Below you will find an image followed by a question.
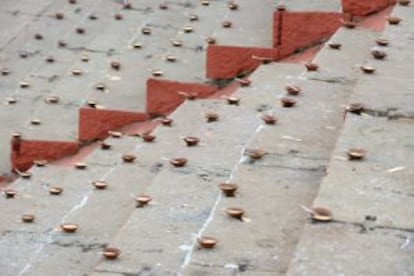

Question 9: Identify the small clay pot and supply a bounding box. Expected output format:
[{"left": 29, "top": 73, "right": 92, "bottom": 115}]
[
  {"left": 222, "top": 21, "right": 232, "bottom": 28},
  {"left": 398, "top": 0, "right": 411, "bottom": 6},
  {"left": 4, "top": 189, "right": 17, "bottom": 198},
  {"left": 245, "top": 149, "right": 266, "bottom": 160},
  {"left": 55, "top": 12, "right": 64, "bottom": 20},
  {"left": 61, "top": 223, "right": 78, "bottom": 233},
  {"left": 45, "top": 95, "right": 59, "bottom": 104},
  {"left": 110, "top": 61, "right": 121, "bottom": 70},
  {"left": 310, "top": 206, "right": 332, "bottom": 222},
  {"left": 236, "top": 78, "right": 251, "bottom": 87},
  {"left": 226, "top": 207, "right": 245, "bottom": 220},
  {"left": 34, "top": 33, "right": 43, "bottom": 40},
  {"left": 100, "top": 142, "right": 112, "bottom": 150},
  {"left": 346, "top": 148, "right": 367, "bottom": 160},
  {"left": 122, "top": 154, "right": 136, "bottom": 163},
  {"left": 226, "top": 97, "right": 240, "bottom": 105},
  {"left": 135, "top": 195, "right": 152, "bottom": 207},
  {"left": 20, "top": 171, "right": 32, "bottom": 179},
  {"left": 165, "top": 55, "right": 176, "bottom": 62},
  {"left": 305, "top": 62, "right": 319, "bottom": 71},
  {"left": 183, "top": 26, "right": 193, "bottom": 33},
  {"left": 6, "top": 97, "right": 17, "bottom": 104},
  {"left": 19, "top": 51, "right": 29, "bottom": 58},
  {"left": 159, "top": 3, "right": 168, "bottom": 9},
  {"left": 371, "top": 49, "right": 387, "bottom": 60},
  {"left": 179, "top": 91, "right": 197, "bottom": 100},
  {"left": 205, "top": 37, "right": 216, "bottom": 44},
  {"left": 171, "top": 40, "right": 183, "bottom": 47},
  {"left": 261, "top": 114, "right": 277, "bottom": 125},
  {"left": 328, "top": 42, "right": 342, "bottom": 49},
  {"left": 1, "top": 68, "right": 10, "bottom": 75},
  {"left": 44, "top": 56, "right": 54, "bottom": 63},
  {"left": 20, "top": 81, "right": 30, "bottom": 88},
  {"left": 170, "top": 158, "right": 187, "bottom": 167},
  {"left": 108, "top": 131, "right": 122, "bottom": 138},
  {"left": 68, "top": 0, "right": 77, "bottom": 4},
  {"left": 95, "top": 83, "right": 106, "bottom": 90},
  {"left": 88, "top": 14, "right": 98, "bottom": 20},
  {"left": 33, "top": 160, "right": 47, "bottom": 167},
  {"left": 360, "top": 65, "right": 376, "bottom": 74},
  {"left": 30, "top": 119, "right": 41, "bottom": 125},
  {"left": 132, "top": 43, "right": 143, "bottom": 49},
  {"left": 285, "top": 85, "right": 301, "bottom": 95},
  {"left": 205, "top": 112, "right": 219, "bottom": 122},
  {"left": 161, "top": 118, "right": 173, "bottom": 126},
  {"left": 75, "top": 27, "right": 85, "bottom": 34},
  {"left": 228, "top": 2, "right": 238, "bottom": 10},
  {"left": 71, "top": 69, "right": 82, "bottom": 76},
  {"left": 142, "top": 134, "right": 156, "bottom": 143},
  {"left": 49, "top": 187, "right": 63, "bottom": 195},
  {"left": 81, "top": 55, "right": 89, "bottom": 62},
  {"left": 93, "top": 181, "right": 108, "bottom": 189},
  {"left": 142, "top": 27, "right": 152, "bottom": 35},
  {"left": 103, "top": 248, "right": 121, "bottom": 260},
  {"left": 276, "top": 4, "right": 287, "bottom": 11},
  {"left": 387, "top": 16, "right": 402, "bottom": 25},
  {"left": 375, "top": 38, "right": 389, "bottom": 47},
  {"left": 87, "top": 99, "right": 97, "bottom": 108},
  {"left": 183, "top": 136, "right": 200, "bottom": 146},
  {"left": 22, "top": 214, "right": 35, "bottom": 223},
  {"left": 346, "top": 103, "right": 365, "bottom": 114},
  {"left": 74, "top": 162, "right": 87, "bottom": 169},
  {"left": 114, "top": 13, "right": 123, "bottom": 20},
  {"left": 197, "top": 236, "right": 218, "bottom": 249},
  {"left": 280, "top": 97, "right": 296, "bottom": 108},
  {"left": 58, "top": 40, "right": 67, "bottom": 47},
  {"left": 123, "top": 2, "right": 132, "bottom": 9},
  {"left": 152, "top": 69, "right": 163, "bottom": 77},
  {"left": 189, "top": 14, "right": 199, "bottom": 21},
  {"left": 342, "top": 20, "right": 357, "bottom": 29},
  {"left": 201, "top": 0, "right": 210, "bottom": 6},
  {"left": 219, "top": 183, "right": 238, "bottom": 197}
]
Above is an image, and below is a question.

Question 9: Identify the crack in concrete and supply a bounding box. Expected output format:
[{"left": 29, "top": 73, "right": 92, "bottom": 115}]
[
  {"left": 329, "top": 219, "right": 414, "bottom": 234},
  {"left": 362, "top": 108, "right": 414, "bottom": 120},
  {"left": 190, "top": 261, "right": 278, "bottom": 273},
  {"left": 49, "top": 240, "right": 107, "bottom": 252},
  {"left": 254, "top": 163, "right": 327, "bottom": 172},
  {"left": 307, "top": 76, "right": 354, "bottom": 85}
]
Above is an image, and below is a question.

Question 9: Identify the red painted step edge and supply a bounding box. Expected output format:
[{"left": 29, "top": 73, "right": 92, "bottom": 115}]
[{"left": 342, "top": 0, "right": 396, "bottom": 16}]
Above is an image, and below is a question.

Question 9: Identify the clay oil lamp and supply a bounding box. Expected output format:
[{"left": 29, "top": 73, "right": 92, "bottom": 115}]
[
  {"left": 19, "top": 171, "right": 32, "bottom": 179},
  {"left": 165, "top": 55, "right": 176, "bottom": 62},
  {"left": 88, "top": 14, "right": 98, "bottom": 20},
  {"left": 346, "top": 102, "right": 365, "bottom": 114},
  {"left": 110, "top": 61, "right": 121, "bottom": 70},
  {"left": 285, "top": 84, "right": 301, "bottom": 95},
  {"left": 21, "top": 214, "right": 35, "bottom": 223},
  {"left": 371, "top": 49, "right": 387, "bottom": 60},
  {"left": 33, "top": 160, "right": 47, "bottom": 167},
  {"left": 205, "top": 112, "right": 219, "bottom": 122},
  {"left": 189, "top": 14, "right": 199, "bottom": 21},
  {"left": 346, "top": 148, "right": 367, "bottom": 160},
  {"left": 49, "top": 187, "right": 63, "bottom": 195},
  {"left": 30, "top": 118, "right": 42, "bottom": 125},
  {"left": 183, "top": 26, "right": 194, "bottom": 33},
  {"left": 201, "top": 0, "right": 210, "bottom": 6},
  {"left": 60, "top": 223, "right": 78, "bottom": 233},
  {"left": 360, "top": 65, "right": 376, "bottom": 74},
  {"left": 280, "top": 97, "right": 296, "bottom": 108},
  {"left": 74, "top": 162, "right": 87, "bottom": 169},
  {"left": 19, "top": 81, "right": 30, "bottom": 88},
  {"left": 4, "top": 189, "right": 17, "bottom": 199},
  {"left": 87, "top": 99, "right": 97, "bottom": 108},
  {"left": 103, "top": 248, "right": 121, "bottom": 260},
  {"left": 328, "top": 42, "right": 342, "bottom": 50},
  {"left": 228, "top": 2, "right": 238, "bottom": 10},
  {"left": 68, "top": 0, "right": 77, "bottom": 4},
  {"left": 100, "top": 141, "right": 112, "bottom": 150},
  {"left": 226, "top": 207, "right": 245, "bottom": 220},
  {"left": 123, "top": 2, "right": 132, "bottom": 9},
  {"left": 132, "top": 42, "right": 143, "bottom": 49},
  {"left": 245, "top": 148, "right": 266, "bottom": 160},
  {"left": 6, "top": 97, "right": 17, "bottom": 104},
  {"left": 152, "top": 69, "right": 163, "bottom": 77},
  {"left": 342, "top": 20, "right": 357, "bottom": 29},
  {"left": 12, "top": 132, "right": 21, "bottom": 138},
  {"left": 71, "top": 69, "right": 82, "bottom": 76},
  {"left": 398, "top": 0, "right": 411, "bottom": 6},
  {"left": 55, "top": 12, "right": 64, "bottom": 20},
  {"left": 44, "top": 95, "right": 59, "bottom": 104},
  {"left": 1, "top": 68, "right": 11, "bottom": 75},
  {"left": 161, "top": 117, "right": 173, "bottom": 126},
  {"left": 170, "top": 158, "right": 187, "bottom": 167},
  {"left": 219, "top": 183, "right": 238, "bottom": 197},
  {"left": 309, "top": 206, "right": 332, "bottom": 222},
  {"left": 171, "top": 39, "right": 183, "bottom": 47},
  {"left": 139, "top": 133, "right": 155, "bottom": 143},
  {"left": 95, "top": 83, "right": 106, "bottom": 90},
  {"left": 93, "top": 181, "right": 108, "bottom": 190},
  {"left": 19, "top": 51, "right": 28, "bottom": 58},
  {"left": 226, "top": 96, "right": 240, "bottom": 105},
  {"left": 305, "top": 62, "right": 319, "bottom": 71},
  {"left": 197, "top": 236, "right": 218, "bottom": 249},
  {"left": 252, "top": 55, "right": 272, "bottom": 64},
  {"left": 34, "top": 33, "right": 43, "bottom": 40},
  {"left": 58, "top": 40, "right": 67, "bottom": 47},
  {"left": 375, "top": 38, "right": 389, "bottom": 47},
  {"left": 159, "top": 3, "right": 168, "bottom": 10},
  {"left": 122, "top": 154, "right": 136, "bottom": 163},
  {"left": 222, "top": 21, "right": 232, "bottom": 28},
  {"left": 276, "top": 3, "right": 287, "bottom": 11},
  {"left": 183, "top": 136, "right": 200, "bottom": 147},
  {"left": 79, "top": 54, "right": 89, "bottom": 62},
  {"left": 205, "top": 37, "right": 216, "bottom": 44},
  {"left": 142, "top": 27, "right": 152, "bottom": 35},
  {"left": 235, "top": 77, "right": 251, "bottom": 87},
  {"left": 178, "top": 91, "right": 197, "bottom": 100},
  {"left": 387, "top": 16, "right": 402, "bottom": 25},
  {"left": 135, "top": 195, "right": 152, "bottom": 208},
  {"left": 75, "top": 27, "right": 85, "bottom": 34},
  {"left": 108, "top": 130, "right": 122, "bottom": 138},
  {"left": 114, "top": 13, "right": 123, "bottom": 20},
  {"left": 261, "top": 114, "right": 277, "bottom": 125}
]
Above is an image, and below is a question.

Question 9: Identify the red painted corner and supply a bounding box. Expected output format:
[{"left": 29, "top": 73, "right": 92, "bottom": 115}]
[
  {"left": 11, "top": 139, "right": 79, "bottom": 171},
  {"left": 206, "top": 45, "right": 278, "bottom": 79},
  {"left": 146, "top": 78, "right": 218, "bottom": 116},
  {"left": 274, "top": 11, "right": 342, "bottom": 59},
  {"left": 342, "top": 0, "right": 396, "bottom": 16},
  {"left": 79, "top": 108, "right": 150, "bottom": 141}
]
